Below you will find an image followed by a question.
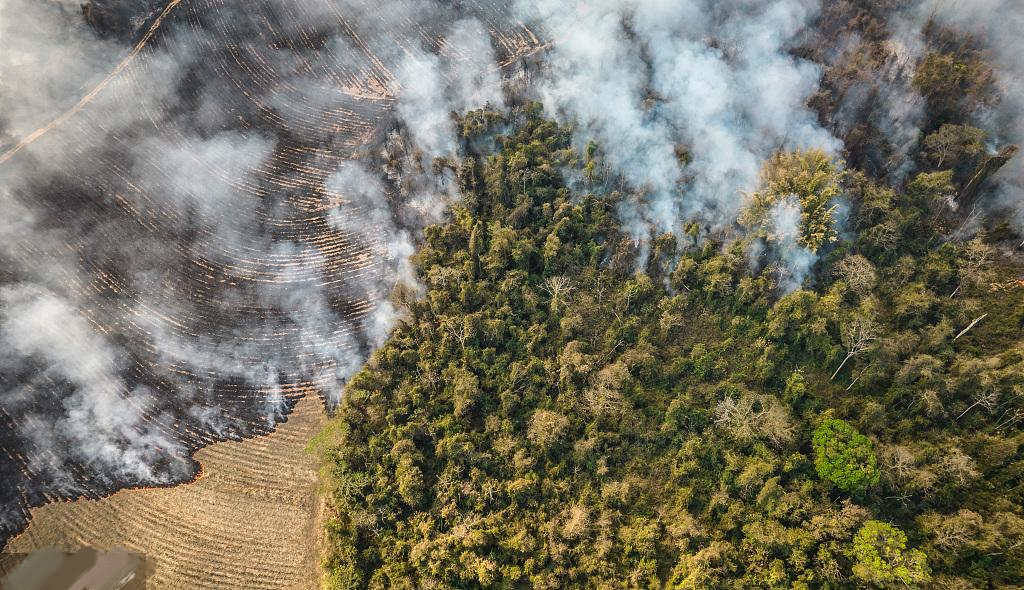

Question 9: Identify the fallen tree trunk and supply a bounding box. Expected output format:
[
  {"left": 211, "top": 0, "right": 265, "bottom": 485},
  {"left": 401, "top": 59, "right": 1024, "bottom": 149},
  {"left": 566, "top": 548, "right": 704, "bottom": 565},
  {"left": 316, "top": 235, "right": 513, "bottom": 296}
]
[
  {"left": 954, "top": 313, "right": 988, "bottom": 341},
  {"left": 956, "top": 145, "right": 1019, "bottom": 207}
]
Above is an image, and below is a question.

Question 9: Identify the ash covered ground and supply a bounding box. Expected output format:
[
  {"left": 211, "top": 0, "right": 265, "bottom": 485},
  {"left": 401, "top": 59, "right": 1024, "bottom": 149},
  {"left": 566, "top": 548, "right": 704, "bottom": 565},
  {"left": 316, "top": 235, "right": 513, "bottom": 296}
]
[{"left": 0, "top": 0, "right": 539, "bottom": 547}]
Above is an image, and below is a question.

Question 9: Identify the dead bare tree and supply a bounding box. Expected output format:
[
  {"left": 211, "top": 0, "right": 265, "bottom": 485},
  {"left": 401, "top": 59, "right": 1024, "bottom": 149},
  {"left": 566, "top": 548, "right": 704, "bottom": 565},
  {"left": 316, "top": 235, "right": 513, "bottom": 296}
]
[
  {"left": 583, "top": 362, "right": 629, "bottom": 417},
  {"left": 831, "top": 317, "right": 878, "bottom": 381},
  {"left": 834, "top": 254, "right": 878, "bottom": 297},
  {"left": 443, "top": 318, "right": 470, "bottom": 351},
  {"left": 956, "top": 388, "right": 1000, "bottom": 421},
  {"left": 882, "top": 445, "right": 919, "bottom": 486},
  {"left": 939, "top": 448, "right": 980, "bottom": 486},
  {"left": 951, "top": 238, "right": 993, "bottom": 298},
  {"left": 929, "top": 509, "right": 982, "bottom": 551},
  {"left": 713, "top": 393, "right": 795, "bottom": 448},
  {"left": 541, "top": 275, "right": 574, "bottom": 313}
]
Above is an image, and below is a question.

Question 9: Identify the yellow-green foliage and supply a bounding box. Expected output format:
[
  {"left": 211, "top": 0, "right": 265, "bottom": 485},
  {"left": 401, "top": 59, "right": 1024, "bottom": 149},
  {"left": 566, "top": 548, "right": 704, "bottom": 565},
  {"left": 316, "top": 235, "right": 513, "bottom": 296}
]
[
  {"left": 850, "top": 521, "right": 930, "bottom": 589},
  {"left": 742, "top": 149, "right": 843, "bottom": 252},
  {"left": 315, "top": 107, "right": 1024, "bottom": 590}
]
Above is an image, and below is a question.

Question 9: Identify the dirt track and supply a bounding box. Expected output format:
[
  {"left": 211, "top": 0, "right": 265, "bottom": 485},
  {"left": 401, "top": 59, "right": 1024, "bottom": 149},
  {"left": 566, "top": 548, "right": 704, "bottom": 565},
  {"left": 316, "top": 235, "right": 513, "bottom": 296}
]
[{"left": 4, "top": 395, "right": 327, "bottom": 589}]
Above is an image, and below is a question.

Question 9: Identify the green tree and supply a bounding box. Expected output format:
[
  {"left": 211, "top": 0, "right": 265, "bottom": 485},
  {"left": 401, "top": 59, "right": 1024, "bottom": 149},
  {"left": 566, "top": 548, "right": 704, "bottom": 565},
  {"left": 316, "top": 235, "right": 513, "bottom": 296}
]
[
  {"left": 922, "top": 124, "right": 986, "bottom": 169},
  {"left": 812, "top": 417, "right": 879, "bottom": 494},
  {"left": 395, "top": 457, "right": 425, "bottom": 507},
  {"left": 850, "top": 520, "right": 930, "bottom": 589},
  {"left": 913, "top": 52, "right": 994, "bottom": 124},
  {"left": 315, "top": 104, "right": 1024, "bottom": 589}
]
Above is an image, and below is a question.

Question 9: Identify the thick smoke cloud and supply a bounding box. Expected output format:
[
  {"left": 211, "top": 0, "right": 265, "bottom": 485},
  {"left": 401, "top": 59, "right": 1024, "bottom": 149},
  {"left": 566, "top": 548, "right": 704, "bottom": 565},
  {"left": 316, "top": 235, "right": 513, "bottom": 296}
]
[
  {"left": 0, "top": 0, "right": 120, "bottom": 136},
  {"left": 516, "top": 0, "right": 840, "bottom": 236},
  {"left": 815, "top": 20, "right": 926, "bottom": 181},
  {"left": 0, "top": 284, "right": 191, "bottom": 488},
  {"left": 394, "top": 18, "right": 506, "bottom": 160},
  {"left": 396, "top": 52, "right": 458, "bottom": 158},
  {"left": 0, "top": 2, "right": 206, "bottom": 519}
]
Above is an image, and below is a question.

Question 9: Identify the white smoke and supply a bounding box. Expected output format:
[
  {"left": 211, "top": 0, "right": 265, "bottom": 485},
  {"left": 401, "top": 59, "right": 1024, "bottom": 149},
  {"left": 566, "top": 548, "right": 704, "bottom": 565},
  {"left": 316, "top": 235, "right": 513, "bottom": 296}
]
[
  {"left": 0, "top": 0, "right": 121, "bottom": 137},
  {"left": 22, "top": 0, "right": 1024, "bottom": 547},
  {"left": 767, "top": 195, "right": 817, "bottom": 293},
  {"left": 447, "top": 19, "right": 507, "bottom": 113},
  {"left": 394, "top": 18, "right": 506, "bottom": 160},
  {"left": 516, "top": 0, "right": 840, "bottom": 237},
  {"left": 396, "top": 51, "right": 457, "bottom": 159},
  {"left": 129, "top": 130, "right": 277, "bottom": 254},
  {"left": 0, "top": 285, "right": 190, "bottom": 488},
  {"left": 0, "top": 0, "right": 439, "bottom": 531},
  {"left": 0, "top": 1, "right": 847, "bottom": 522}
]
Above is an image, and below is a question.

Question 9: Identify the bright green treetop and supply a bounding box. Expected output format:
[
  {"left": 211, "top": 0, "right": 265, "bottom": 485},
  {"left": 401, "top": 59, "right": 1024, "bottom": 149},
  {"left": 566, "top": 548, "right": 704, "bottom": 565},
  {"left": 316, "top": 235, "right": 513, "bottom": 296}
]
[
  {"left": 742, "top": 149, "right": 843, "bottom": 252},
  {"left": 812, "top": 417, "right": 879, "bottom": 494}
]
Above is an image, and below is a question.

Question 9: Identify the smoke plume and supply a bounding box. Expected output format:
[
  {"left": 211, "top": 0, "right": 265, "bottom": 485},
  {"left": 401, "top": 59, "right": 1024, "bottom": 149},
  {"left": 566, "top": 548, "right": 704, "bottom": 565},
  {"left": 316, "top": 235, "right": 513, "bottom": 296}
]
[
  {"left": 516, "top": 0, "right": 840, "bottom": 236},
  {"left": 927, "top": 0, "right": 1024, "bottom": 234},
  {"left": 0, "top": 0, "right": 514, "bottom": 545}
]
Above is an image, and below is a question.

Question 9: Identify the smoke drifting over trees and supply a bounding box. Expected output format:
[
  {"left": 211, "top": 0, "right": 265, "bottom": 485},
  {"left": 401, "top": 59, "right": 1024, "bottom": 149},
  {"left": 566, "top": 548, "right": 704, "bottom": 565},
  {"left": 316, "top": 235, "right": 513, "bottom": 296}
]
[
  {"left": 0, "top": 0, "right": 1022, "bottom": 552},
  {"left": 926, "top": 0, "right": 1024, "bottom": 231},
  {"left": 518, "top": 0, "right": 840, "bottom": 235}
]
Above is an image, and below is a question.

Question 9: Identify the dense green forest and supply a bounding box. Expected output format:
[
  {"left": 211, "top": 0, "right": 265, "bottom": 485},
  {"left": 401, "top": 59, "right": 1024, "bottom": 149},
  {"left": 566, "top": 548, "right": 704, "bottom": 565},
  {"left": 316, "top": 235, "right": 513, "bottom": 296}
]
[{"left": 310, "top": 99, "right": 1024, "bottom": 589}]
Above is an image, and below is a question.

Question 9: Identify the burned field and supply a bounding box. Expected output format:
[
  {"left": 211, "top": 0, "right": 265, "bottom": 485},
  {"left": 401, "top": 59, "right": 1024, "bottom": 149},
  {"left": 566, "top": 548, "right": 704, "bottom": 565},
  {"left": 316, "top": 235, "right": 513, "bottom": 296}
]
[
  {"left": 0, "top": 0, "right": 540, "bottom": 549},
  {"left": 5, "top": 394, "right": 327, "bottom": 589}
]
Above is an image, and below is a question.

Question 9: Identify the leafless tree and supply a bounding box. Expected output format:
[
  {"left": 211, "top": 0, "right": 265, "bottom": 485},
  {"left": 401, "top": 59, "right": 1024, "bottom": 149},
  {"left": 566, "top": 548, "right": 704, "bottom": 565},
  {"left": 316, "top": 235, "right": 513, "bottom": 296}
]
[
  {"left": 583, "top": 362, "right": 629, "bottom": 417},
  {"left": 541, "top": 275, "right": 574, "bottom": 313},
  {"left": 915, "top": 388, "right": 946, "bottom": 417},
  {"left": 923, "top": 124, "right": 985, "bottom": 168},
  {"left": 939, "top": 447, "right": 980, "bottom": 486},
  {"left": 831, "top": 316, "right": 878, "bottom": 381},
  {"left": 954, "top": 313, "right": 988, "bottom": 340},
  {"left": 443, "top": 317, "right": 470, "bottom": 351},
  {"left": 929, "top": 509, "right": 982, "bottom": 551},
  {"left": 955, "top": 387, "right": 1000, "bottom": 421},
  {"left": 995, "top": 389, "right": 1024, "bottom": 431},
  {"left": 951, "top": 238, "right": 993, "bottom": 298},
  {"left": 882, "top": 445, "right": 918, "bottom": 486},
  {"left": 427, "top": 266, "right": 462, "bottom": 289},
  {"left": 834, "top": 254, "right": 878, "bottom": 297},
  {"left": 713, "top": 393, "right": 795, "bottom": 448}
]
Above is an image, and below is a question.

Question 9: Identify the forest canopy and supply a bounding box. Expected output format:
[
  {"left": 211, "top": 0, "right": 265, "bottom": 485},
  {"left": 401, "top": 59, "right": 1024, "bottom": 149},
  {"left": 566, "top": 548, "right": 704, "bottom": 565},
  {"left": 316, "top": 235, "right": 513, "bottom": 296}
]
[
  {"left": 311, "top": 100, "right": 1024, "bottom": 589},
  {"left": 310, "top": 4, "right": 1024, "bottom": 589}
]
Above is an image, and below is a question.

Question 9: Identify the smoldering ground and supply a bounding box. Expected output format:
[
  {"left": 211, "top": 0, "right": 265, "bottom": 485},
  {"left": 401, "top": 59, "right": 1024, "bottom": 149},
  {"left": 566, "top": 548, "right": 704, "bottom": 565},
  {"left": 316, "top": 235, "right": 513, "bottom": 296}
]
[{"left": 0, "top": 0, "right": 514, "bottom": 545}]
